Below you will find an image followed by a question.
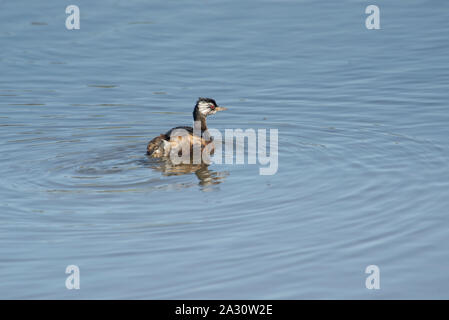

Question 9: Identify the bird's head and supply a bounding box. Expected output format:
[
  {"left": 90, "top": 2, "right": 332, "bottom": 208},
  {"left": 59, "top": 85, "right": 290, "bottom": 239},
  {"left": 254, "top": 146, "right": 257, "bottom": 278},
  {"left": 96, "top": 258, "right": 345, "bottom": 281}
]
[{"left": 194, "top": 97, "right": 227, "bottom": 118}]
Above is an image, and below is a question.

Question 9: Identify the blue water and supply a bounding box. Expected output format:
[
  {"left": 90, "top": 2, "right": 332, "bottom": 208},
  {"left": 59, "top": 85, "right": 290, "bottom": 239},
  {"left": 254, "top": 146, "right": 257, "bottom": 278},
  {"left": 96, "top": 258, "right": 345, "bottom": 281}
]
[{"left": 1, "top": 0, "right": 449, "bottom": 299}]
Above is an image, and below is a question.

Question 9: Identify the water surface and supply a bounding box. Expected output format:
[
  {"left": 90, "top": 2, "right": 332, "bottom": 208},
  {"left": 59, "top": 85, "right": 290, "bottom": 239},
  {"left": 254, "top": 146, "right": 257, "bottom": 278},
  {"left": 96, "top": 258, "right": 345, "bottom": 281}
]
[{"left": 1, "top": 0, "right": 449, "bottom": 299}]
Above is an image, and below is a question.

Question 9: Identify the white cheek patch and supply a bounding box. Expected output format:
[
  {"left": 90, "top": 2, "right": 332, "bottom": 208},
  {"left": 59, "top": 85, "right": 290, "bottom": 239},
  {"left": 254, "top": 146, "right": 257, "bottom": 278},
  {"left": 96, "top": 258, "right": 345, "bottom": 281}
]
[{"left": 198, "top": 102, "right": 211, "bottom": 115}]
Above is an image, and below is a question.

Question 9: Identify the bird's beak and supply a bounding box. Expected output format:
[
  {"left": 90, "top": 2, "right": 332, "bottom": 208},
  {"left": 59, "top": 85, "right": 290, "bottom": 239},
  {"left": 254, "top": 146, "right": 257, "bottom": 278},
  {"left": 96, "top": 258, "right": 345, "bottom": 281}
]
[{"left": 215, "top": 106, "right": 227, "bottom": 112}]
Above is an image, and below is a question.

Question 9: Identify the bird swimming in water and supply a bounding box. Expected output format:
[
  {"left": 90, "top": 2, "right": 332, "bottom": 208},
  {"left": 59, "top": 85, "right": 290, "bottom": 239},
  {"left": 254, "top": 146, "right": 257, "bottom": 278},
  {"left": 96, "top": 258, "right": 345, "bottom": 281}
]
[{"left": 147, "top": 97, "right": 227, "bottom": 159}]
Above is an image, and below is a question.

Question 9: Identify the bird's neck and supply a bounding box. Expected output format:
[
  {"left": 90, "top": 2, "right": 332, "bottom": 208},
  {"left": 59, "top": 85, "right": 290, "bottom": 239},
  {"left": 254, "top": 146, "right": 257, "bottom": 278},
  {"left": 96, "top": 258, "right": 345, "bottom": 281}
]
[{"left": 193, "top": 109, "right": 208, "bottom": 131}]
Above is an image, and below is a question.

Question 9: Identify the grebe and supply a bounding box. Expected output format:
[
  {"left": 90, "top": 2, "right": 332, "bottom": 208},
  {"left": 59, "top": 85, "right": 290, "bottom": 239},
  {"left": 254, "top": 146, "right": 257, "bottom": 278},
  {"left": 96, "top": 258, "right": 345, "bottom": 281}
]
[{"left": 147, "top": 97, "right": 227, "bottom": 158}]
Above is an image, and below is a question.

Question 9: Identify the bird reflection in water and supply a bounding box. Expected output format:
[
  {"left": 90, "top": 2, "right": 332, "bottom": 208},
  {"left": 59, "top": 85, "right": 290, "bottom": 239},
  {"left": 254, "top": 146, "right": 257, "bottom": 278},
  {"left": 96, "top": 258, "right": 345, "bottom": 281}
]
[{"left": 148, "top": 159, "right": 228, "bottom": 187}]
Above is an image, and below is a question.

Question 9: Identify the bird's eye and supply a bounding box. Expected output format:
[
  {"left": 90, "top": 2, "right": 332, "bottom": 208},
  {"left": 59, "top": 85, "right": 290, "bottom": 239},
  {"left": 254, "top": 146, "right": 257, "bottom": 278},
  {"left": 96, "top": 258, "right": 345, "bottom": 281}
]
[{"left": 210, "top": 105, "right": 215, "bottom": 110}]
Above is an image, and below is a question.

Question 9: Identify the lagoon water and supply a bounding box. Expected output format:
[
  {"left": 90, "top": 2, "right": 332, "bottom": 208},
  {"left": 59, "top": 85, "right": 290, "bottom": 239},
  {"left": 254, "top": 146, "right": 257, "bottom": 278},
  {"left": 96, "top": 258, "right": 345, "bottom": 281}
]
[{"left": 1, "top": 0, "right": 449, "bottom": 299}]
